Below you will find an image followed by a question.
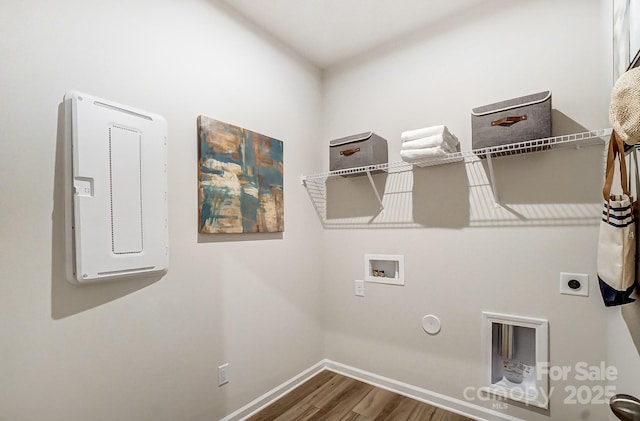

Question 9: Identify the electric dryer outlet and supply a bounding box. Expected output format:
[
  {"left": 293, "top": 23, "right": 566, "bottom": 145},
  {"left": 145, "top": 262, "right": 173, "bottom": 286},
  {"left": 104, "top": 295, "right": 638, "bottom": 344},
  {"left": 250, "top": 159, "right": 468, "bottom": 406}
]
[{"left": 559, "top": 272, "right": 589, "bottom": 297}]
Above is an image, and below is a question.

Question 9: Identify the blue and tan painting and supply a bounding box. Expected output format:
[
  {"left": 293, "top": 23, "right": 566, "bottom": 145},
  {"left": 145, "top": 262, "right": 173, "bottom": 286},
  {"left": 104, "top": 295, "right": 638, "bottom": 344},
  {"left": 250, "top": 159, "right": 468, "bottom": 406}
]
[{"left": 198, "top": 116, "right": 284, "bottom": 233}]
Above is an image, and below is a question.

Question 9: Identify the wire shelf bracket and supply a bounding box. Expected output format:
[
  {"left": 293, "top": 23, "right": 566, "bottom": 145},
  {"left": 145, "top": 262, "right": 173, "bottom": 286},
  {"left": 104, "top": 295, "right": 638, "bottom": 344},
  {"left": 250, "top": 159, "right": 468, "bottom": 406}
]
[{"left": 365, "top": 170, "right": 385, "bottom": 212}]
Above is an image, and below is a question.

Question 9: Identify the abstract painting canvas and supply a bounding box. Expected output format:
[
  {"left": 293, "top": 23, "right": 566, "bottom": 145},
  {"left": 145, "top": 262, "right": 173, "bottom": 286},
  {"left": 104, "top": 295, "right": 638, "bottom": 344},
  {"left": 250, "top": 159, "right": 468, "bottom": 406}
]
[{"left": 198, "top": 116, "right": 284, "bottom": 233}]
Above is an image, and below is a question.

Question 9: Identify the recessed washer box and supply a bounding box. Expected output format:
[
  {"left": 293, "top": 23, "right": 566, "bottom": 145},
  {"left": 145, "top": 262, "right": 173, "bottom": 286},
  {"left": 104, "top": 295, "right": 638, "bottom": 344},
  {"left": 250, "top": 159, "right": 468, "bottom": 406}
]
[
  {"left": 64, "top": 91, "right": 169, "bottom": 284},
  {"left": 364, "top": 254, "right": 404, "bottom": 285}
]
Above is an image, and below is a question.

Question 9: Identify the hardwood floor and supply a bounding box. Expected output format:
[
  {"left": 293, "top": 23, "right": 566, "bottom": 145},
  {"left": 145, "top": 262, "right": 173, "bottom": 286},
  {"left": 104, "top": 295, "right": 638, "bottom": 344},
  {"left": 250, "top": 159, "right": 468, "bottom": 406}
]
[{"left": 246, "top": 371, "right": 474, "bottom": 421}]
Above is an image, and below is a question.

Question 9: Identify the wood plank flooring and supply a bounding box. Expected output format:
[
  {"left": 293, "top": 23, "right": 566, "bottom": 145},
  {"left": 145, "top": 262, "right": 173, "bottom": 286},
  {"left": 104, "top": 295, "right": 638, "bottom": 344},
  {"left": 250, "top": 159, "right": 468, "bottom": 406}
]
[{"left": 246, "top": 371, "right": 475, "bottom": 421}]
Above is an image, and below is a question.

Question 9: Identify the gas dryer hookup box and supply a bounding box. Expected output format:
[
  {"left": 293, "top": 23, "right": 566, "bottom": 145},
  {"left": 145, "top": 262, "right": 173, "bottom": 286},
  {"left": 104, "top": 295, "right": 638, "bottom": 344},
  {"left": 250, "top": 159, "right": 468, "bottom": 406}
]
[{"left": 64, "top": 91, "right": 169, "bottom": 284}]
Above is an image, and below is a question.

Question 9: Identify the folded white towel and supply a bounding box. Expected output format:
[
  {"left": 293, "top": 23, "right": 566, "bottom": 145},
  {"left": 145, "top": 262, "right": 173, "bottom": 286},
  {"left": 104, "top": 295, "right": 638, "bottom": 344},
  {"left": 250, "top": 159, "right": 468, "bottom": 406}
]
[
  {"left": 400, "top": 146, "right": 448, "bottom": 163},
  {"left": 401, "top": 133, "right": 459, "bottom": 151},
  {"left": 401, "top": 125, "right": 453, "bottom": 142}
]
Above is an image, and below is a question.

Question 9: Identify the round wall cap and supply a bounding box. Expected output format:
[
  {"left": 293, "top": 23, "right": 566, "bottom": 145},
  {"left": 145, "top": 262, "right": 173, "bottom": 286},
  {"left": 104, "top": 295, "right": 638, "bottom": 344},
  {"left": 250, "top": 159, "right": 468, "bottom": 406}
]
[{"left": 422, "top": 314, "right": 441, "bottom": 335}]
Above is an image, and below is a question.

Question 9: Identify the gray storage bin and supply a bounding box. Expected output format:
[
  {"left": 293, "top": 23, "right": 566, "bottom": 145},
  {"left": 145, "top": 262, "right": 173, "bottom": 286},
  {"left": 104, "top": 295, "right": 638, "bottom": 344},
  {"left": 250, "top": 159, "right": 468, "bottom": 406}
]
[
  {"left": 471, "top": 91, "right": 552, "bottom": 154},
  {"left": 329, "top": 132, "right": 388, "bottom": 176}
]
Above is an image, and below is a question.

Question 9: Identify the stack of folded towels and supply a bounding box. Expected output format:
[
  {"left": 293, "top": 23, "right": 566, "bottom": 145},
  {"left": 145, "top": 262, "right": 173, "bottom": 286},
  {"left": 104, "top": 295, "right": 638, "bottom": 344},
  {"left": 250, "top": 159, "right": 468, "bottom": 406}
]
[{"left": 400, "top": 125, "right": 460, "bottom": 166}]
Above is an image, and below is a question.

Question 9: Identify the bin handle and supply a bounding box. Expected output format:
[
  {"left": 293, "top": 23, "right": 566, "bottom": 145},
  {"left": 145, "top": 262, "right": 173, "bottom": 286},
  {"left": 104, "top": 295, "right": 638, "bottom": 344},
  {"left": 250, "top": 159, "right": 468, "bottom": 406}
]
[
  {"left": 340, "top": 148, "right": 360, "bottom": 156},
  {"left": 491, "top": 115, "right": 527, "bottom": 127}
]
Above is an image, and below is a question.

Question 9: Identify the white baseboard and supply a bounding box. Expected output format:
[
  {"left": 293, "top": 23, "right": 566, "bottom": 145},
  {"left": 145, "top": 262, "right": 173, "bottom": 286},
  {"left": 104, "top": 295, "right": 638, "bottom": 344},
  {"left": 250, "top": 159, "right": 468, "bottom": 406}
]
[
  {"left": 324, "top": 360, "right": 523, "bottom": 421},
  {"left": 219, "top": 360, "right": 326, "bottom": 421},
  {"left": 221, "top": 359, "right": 524, "bottom": 421}
]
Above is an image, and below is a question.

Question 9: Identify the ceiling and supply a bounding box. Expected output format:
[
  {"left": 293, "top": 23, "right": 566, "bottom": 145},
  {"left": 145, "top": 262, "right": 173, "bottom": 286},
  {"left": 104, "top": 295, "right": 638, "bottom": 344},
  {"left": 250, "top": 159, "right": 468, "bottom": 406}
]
[{"left": 220, "top": 0, "right": 489, "bottom": 69}]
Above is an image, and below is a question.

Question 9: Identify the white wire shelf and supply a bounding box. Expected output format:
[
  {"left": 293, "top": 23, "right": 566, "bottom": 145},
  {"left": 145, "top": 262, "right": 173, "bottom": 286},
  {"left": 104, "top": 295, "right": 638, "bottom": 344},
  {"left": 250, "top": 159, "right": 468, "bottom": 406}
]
[
  {"left": 301, "top": 129, "right": 611, "bottom": 227},
  {"left": 301, "top": 128, "right": 611, "bottom": 182}
]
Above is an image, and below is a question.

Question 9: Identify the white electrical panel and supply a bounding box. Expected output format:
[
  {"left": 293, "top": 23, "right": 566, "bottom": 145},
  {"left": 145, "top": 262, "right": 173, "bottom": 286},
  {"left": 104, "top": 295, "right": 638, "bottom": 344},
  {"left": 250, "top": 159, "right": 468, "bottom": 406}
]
[{"left": 64, "top": 91, "right": 169, "bottom": 284}]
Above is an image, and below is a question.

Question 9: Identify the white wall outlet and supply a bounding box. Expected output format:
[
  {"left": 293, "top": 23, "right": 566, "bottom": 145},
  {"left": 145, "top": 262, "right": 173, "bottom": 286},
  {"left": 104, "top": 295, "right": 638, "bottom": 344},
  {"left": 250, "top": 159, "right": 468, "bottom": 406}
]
[
  {"left": 218, "top": 363, "right": 229, "bottom": 386},
  {"left": 560, "top": 272, "right": 589, "bottom": 297},
  {"left": 354, "top": 280, "right": 365, "bottom": 297}
]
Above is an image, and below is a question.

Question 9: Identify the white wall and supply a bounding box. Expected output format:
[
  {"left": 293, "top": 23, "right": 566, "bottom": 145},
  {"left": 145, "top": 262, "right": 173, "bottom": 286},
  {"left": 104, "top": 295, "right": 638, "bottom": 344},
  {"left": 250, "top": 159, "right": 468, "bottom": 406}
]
[
  {"left": 0, "top": 0, "right": 324, "bottom": 420},
  {"left": 321, "top": 0, "right": 614, "bottom": 420}
]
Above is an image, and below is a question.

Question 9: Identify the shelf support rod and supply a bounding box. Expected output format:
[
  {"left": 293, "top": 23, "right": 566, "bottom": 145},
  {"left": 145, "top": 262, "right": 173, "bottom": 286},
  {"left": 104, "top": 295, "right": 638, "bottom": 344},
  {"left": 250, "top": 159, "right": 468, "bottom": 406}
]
[
  {"left": 365, "top": 170, "right": 384, "bottom": 212},
  {"left": 485, "top": 154, "right": 501, "bottom": 207}
]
